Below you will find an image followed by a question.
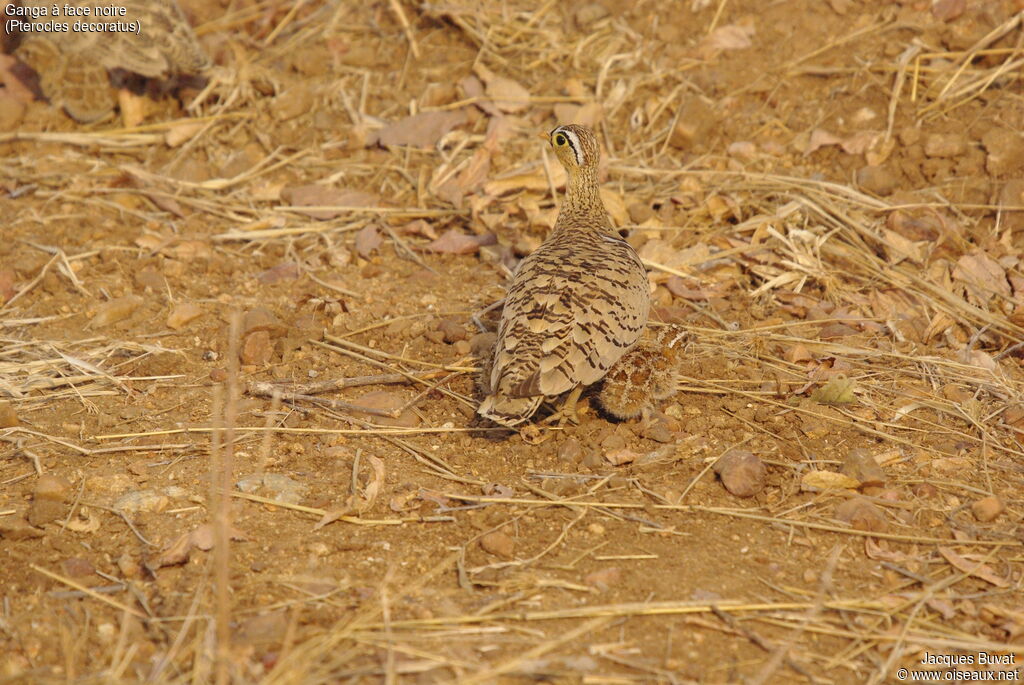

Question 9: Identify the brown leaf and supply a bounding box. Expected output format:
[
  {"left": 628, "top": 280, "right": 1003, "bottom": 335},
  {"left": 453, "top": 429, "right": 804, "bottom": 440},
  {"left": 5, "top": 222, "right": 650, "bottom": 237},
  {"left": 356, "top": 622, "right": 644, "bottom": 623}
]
[
  {"left": 425, "top": 229, "right": 490, "bottom": 255},
  {"left": 280, "top": 185, "right": 379, "bottom": 220},
  {"left": 473, "top": 65, "right": 531, "bottom": 113},
  {"left": 953, "top": 251, "right": 1011, "bottom": 305},
  {"left": 938, "top": 548, "right": 1010, "bottom": 587},
  {"left": 371, "top": 110, "right": 468, "bottom": 148},
  {"left": 354, "top": 224, "right": 382, "bottom": 258}
]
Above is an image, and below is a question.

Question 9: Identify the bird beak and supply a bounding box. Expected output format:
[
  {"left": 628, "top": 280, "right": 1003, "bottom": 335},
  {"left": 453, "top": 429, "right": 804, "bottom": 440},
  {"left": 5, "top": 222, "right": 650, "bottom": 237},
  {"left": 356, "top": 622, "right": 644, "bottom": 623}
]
[{"left": 537, "top": 131, "right": 550, "bottom": 142}]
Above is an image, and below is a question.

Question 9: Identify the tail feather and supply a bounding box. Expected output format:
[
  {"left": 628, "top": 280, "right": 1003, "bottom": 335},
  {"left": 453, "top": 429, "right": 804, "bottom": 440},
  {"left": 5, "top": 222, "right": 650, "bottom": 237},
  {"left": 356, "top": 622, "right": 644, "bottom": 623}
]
[{"left": 477, "top": 394, "right": 543, "bottom": 427}]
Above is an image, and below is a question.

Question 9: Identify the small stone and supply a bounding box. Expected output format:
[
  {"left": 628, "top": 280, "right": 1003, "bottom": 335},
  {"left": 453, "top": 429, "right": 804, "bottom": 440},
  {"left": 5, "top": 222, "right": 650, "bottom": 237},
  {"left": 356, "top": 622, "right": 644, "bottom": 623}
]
[
  {"left": 240, "top": 331, "right": 273, "bottom": 365},
  {"left": 34, "top": 474, "right": 72, "bottom": 502},
  {"left": 350, "top": 390, "right": 420, "bottom": 427},
  {"left": 604, "top": 448, "right": 639, "bottom": 466},
  {"left": 452, "top": 340, "right": 471, "bottom": 356},
  {"left": 841, "top": 448, "right": 886, "bottom": 488},
  {"left": 971, "top": 496, "right": 1004, "bottom": 522},
  {"left": 469, "top": 332, "right": 497, "bottom": 357},
  {"left": 913, "top": 483, "right": 939, "bottom": 498},
  {"left": 981, "top": 128, "right": 1024, "bottom": 176},
  {"left": 587, "top": 522, "right": 605, "bottom": 535},
  {"left": 438, "top": 318, "right": 467, "bottom": 343},
  {"left": 61, "top": 557, "right": 98, "bottom": 585},
  {"left": 89, "top": 295, "right": 143, "bottom": 328},
  {"left": 210, "top": 368, "right": 228, "bottom": 382},
  {"left": 27, "top": 499, "right": 65, "bottom": 527},
  {"left": 0, "top": 518, "right": 44, "bottom": 540},
  {"left": 167, "top": 302, "right": 203, "bottom": 330},
  {"left": 243, "top": 307, "right": 288, "bottom": 338},
  {"left": 271, "top": 84, "right": 314, "bottom": 122},
  {"left": 114, "top": 490, "right": 170, "bottom": 514},
  {"left": 834, "top": 497, "right": 887, "bottom": 532},
  {"left": 117, "top": 553, "right": 143, "bottom": 579},
  {"left": 640, "top": 419, "right": 674, "bottom": 444},
  {"left": 0, "top": 400, "right": 18, "bottom": 428},
  {"left": 856, "top": 165, "right": 899, "bottom": 196},
  {"left": 713, "top": 450, "right": 766, "bottom": 497},
  {"left": 134, "top": 267, "right": 165, "bottom": 291},
  {"left": 557, "top": 438, "right": 582, "bottom": 464},
  {"left": 480, "top": 531, "right": 515, "bottom": 559},
  {"left": 627, "top": 202, "right": 654, "bottom": 224},
  {"left": 924, "top": 133, "right": 967, "bottom": 158}
]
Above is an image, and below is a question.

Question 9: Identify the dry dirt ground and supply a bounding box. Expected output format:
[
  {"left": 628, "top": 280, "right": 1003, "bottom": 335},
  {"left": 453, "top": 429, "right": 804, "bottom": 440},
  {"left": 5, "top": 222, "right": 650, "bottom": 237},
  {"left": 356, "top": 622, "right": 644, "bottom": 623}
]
[{"left": 1, "top": 0, "right": 1024, "bottom": 683}]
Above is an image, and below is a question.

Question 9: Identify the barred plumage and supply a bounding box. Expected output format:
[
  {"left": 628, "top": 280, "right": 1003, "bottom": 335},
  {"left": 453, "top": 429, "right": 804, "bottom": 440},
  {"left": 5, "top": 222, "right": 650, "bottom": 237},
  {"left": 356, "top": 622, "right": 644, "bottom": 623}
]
[
  {"left": 478, "top": 125, "right": 651, "bottom": 427},
  {"left": 596, "top": 325, "right": 689, "bottom": 421}
]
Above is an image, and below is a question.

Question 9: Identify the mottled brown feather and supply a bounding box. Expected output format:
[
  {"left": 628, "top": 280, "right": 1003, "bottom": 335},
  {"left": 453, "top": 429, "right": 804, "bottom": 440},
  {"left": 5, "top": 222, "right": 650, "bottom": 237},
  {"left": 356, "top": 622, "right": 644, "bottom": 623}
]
[{"left": 478, "top": 125, "right": 650, "bottom": 426}]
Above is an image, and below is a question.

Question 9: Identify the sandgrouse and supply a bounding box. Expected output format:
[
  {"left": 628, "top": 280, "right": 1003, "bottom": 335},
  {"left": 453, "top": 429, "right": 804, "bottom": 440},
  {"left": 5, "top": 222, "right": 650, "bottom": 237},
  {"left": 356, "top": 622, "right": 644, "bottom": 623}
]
[
  {"left": 596, "top": 325, "right": 688, "bottom": 421},
  {"left": 478, "top": 124, "right": 650, "bottom": 427}
]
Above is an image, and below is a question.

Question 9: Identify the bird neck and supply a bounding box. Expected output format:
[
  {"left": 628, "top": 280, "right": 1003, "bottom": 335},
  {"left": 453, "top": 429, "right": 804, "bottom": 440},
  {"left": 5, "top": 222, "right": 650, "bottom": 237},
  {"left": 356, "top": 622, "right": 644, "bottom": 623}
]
[{"left": 555, "top": 166, "right": 609, "bottom": 234}]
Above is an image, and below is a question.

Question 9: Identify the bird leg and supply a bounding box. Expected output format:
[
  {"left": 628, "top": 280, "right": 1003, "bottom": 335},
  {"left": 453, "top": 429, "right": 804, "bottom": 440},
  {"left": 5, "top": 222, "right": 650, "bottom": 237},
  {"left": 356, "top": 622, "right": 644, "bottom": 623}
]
[{"left": 542, "top": 385, "right": 584, "bottom": 427}]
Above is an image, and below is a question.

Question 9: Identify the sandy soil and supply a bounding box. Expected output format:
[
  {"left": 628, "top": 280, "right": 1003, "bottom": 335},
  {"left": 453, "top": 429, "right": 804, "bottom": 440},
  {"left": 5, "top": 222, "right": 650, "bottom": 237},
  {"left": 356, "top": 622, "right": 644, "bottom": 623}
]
[{"left": 1, "top": 0, "right": 1023, "bottom": 682}]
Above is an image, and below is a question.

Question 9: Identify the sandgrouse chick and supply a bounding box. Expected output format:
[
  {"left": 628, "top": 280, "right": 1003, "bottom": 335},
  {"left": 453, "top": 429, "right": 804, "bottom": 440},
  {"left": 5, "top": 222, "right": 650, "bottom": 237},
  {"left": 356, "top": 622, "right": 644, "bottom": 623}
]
[
  {"left": 11, "top": 0, "right": 210, "bottom": 122},
  {"left": 596, "top": 325, "right": 689, "bottom": 421},
  {"left": 478, "top": 125, "right": 651, "bottom": 427}
]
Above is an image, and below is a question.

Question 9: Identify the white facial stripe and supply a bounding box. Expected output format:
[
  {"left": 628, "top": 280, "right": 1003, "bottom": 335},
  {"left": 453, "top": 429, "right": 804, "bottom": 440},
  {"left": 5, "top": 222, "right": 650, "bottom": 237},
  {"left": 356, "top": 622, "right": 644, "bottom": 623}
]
[{"left": 557, "top": 127, "right": 583, "bottom": 165}]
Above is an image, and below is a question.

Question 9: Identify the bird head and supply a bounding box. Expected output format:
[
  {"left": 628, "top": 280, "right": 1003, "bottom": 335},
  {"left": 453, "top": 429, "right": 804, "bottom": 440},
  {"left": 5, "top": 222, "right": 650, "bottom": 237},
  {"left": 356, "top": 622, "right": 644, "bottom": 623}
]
[{"left": 545, "top": 124, "right": 599, "bottom": 173}]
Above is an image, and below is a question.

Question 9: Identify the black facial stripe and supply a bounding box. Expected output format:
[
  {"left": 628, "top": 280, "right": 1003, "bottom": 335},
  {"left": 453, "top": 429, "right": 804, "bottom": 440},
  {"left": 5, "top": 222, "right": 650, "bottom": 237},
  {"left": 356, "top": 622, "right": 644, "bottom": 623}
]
[{"left": 556, "top": 127, "right": 582, "bottom": 165}]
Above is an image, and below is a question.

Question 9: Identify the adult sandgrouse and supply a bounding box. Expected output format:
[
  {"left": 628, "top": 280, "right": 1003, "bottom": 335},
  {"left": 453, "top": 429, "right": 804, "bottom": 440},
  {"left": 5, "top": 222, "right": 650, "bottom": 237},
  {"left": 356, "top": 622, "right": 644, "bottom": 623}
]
[{"left": 478, "top": 124, "right": 650, "bottom": 427}]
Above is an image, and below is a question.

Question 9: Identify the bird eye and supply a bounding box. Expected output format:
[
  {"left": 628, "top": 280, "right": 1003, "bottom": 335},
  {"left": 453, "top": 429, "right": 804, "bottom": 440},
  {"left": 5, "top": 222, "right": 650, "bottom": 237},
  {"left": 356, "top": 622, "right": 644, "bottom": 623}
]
[{"left": 554, "top": 134, "right": 567, "bottom": 146}]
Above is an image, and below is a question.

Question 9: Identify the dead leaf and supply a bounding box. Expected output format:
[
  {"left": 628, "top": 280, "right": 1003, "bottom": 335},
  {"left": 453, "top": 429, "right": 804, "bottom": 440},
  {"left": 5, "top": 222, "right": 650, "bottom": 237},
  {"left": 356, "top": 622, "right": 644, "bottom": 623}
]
[
  {"left": 810, "top": 375, "right": 857, "bottom": 404},
  {"left": 953, "top": 251, "right": 1011, "bottom": 305},
  {"left": 473, "top": 65, "right": 531, "bottom": 113},
  {"left": 938, "top": 548, "right": 1010, "bottom": 587},
  {"left": 699, "top": 23, "right": 755, "bottom": 56},
  {"left": 152, "top": 523, "right": 247, "bottom": 568},
  {"left": 280, "top": 185, "right": 380, "bottom": 220},
  {"left": 801, "top": 470, "right": 860, "bottom": 492},
  {"left": 370, "top": 110, "right": 468, "bottom": 148},
  {"left": 354, "top": 224, "right": 382, "bottom": 258},
  {"left": 425, "top": 229, "right": 492, "bottom": 255},
  {"left": 483, "top": 165, "right": 566, "bottom": 196}
]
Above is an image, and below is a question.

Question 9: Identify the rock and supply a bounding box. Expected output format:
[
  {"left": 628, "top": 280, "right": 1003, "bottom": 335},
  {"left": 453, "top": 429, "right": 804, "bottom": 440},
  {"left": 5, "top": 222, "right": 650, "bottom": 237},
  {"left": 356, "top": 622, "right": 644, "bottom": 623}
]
[
  {"left": 469, "top": 332, "right": 497, "bottom": 357},
  {"left": 271, "top": 84, "right": 314, "bottom": 121},
  {"left": 841, "top": 449, "right": 886, "bottom": 488},
  {"left": 912, "top": 483, "right": 939, "bottom": 498},
  {"left": 27, "top": 499, "right": 65, "bottom": 527},
  {"left": 713, "top": 450, "right": 766, "bottom": 497},
  {"left": 557, "top": 438, "right": 583, "bottom": 464},
  {"left": 243, "top": 307, "right": 288, "bottom": 338},
  {"left": 0, "top": 400, "right": 18, "bottom": 428},
  {"left": 856, "top": 165, "right": 899, "bottom": 196},
  {"left": 981, "top": 128, "right": 1024, "bottom": 176},
  {"left": 113, "top": 490, "right": 170, "bottom": 514},
  {"left": 89, "top": 295, "right": 143, "bottom": 328},
  {"left": 34, "top": 474, "right": 72, "bottom": 501},
  {"left": 438, "top": 318, "right": 467, "bottom": 343},
  {"left": 924, "top": 133, "right": 967, "bottom": 158},
  {"left": 834, "top": 497, "right": 887, "bottom": 532},
  {"left": 480, "top": 531, "right": 514, "bottom": 559},
  {"left": 0, "top": 518, "right": 44, "bottom": 540},
  {"left": 85, "top": 473, "right": 134, "bottom": 495},
  {"left": 971, "top": 496, "right": 1004, "bottom": 522},
  {"left": 452, "top": 340, "right": 471, "bottom": 356},
  {"left": 167, "top": 302, "right": 204, "bottom": 330},
  {"left": 240, "top": 331, "right": 274, "bottom": 365}
]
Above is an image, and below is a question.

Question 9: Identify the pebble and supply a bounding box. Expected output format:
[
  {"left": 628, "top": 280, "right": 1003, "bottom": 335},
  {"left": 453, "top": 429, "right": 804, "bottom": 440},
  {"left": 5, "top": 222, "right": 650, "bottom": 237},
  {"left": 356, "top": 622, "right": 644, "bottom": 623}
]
[
  {"left": 981, "top": 127, "right": 1024, "bottom": 176},
  {"left": 243, "top": 307, "right": 288, "bottom": 337},
  {"left": 240, "top": 331, "right": 273, "bottom": 365},
  {"left": 841, "top": 448, "right": 886, "bottom": 488},
  {"left": 923, "top": 133, "right": 967, "bottom": 158},
  {"left": 557, "top": 438, "right": 583, "bottom": 464},
  {"left": 584, "top": 567, "right": 622, "bottom": 591},
  {"left": 452, "top": 340, "right": 471, "bottom": 356},
  {"left": 834, "top": 497, "right": 887, "bottom": 532},
  {"left": 480, "top": 531, "right": 515, "bottom": 559},
  {"left": 351, "top": 390, "right": 421, "bottom": 427},
  {"left": 713, "top": 450, "right": 766, "bottom": 497},
  {"left": 89, "top": 295, "right": 143, "bottom": 328},
  {"left": 114, "top": 490, "right": 170, "bottom": 514},
  {"left": 438, "top": 318, "right": 468, "bottom": 343},
  {"left": 34, "top": 474, "right": 72, "bottom": 501},
  {"left": 971, "top": 496, "right": 1004, "bottom": 522},
  {"left": 167, "top": 302, "right": 203, "bottom": 330},
  {"left": 856, "top": 165, "right": 899, "bottom": 196},
  {"left": 271, "top": 84, "right": 314, "bottom": 122}
]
